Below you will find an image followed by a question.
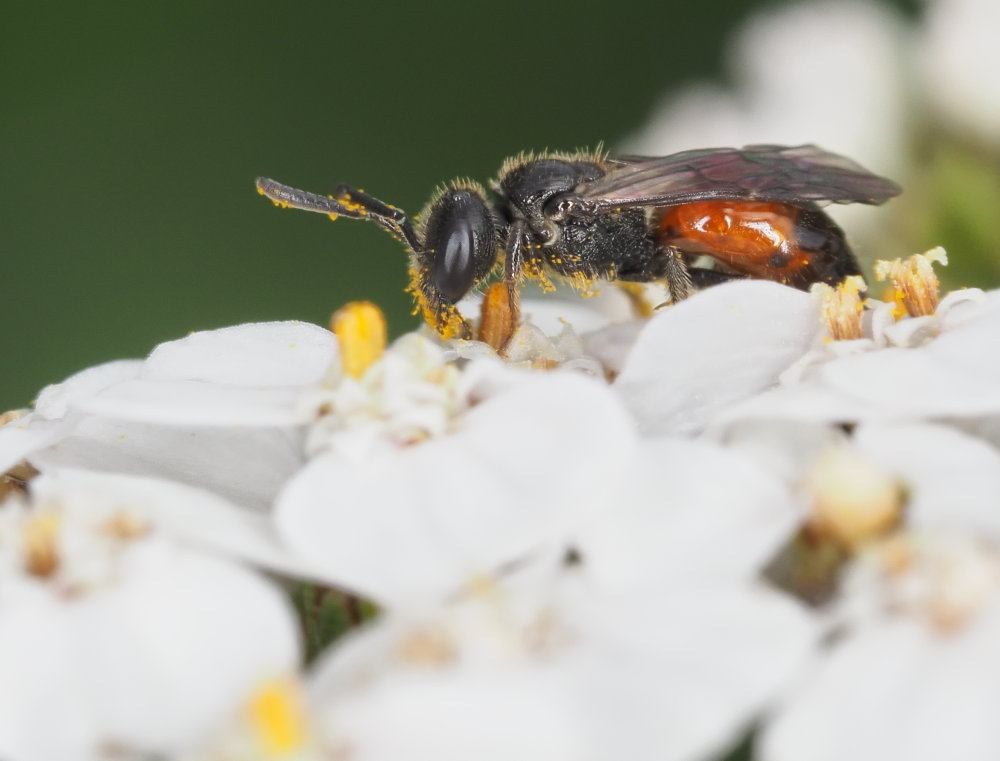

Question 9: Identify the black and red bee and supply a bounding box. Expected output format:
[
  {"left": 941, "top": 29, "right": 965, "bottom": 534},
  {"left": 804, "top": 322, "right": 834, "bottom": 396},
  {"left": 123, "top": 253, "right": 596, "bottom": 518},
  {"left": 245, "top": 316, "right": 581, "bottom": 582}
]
[{"left": 256, "top": 144, "right": 900, "bottom": 339}]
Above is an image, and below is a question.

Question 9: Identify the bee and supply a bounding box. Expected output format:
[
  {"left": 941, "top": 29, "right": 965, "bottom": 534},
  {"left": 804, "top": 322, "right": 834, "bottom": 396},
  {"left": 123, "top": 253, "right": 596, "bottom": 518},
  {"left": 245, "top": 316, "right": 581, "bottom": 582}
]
[{"left": 256, "top": 144, "right": 900, "bottom": 341}]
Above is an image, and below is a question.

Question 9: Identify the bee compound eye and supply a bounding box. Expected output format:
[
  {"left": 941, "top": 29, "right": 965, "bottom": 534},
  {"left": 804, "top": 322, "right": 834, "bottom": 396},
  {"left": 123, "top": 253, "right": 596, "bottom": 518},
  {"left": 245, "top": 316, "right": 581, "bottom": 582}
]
[{"left": 424, "top": 190, "right": 496, "bottom": 303}]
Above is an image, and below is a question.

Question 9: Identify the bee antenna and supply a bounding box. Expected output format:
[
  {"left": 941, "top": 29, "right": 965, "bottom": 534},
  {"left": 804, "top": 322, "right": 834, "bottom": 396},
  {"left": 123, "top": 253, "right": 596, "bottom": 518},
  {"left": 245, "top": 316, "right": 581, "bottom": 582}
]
[{"left": 255, "top": 177, "right": 421, "bottom": 253}]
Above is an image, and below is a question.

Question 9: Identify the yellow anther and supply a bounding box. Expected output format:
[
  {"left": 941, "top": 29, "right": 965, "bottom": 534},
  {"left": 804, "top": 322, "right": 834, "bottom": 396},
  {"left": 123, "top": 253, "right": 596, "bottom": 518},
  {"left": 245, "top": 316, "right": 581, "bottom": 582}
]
[
  {"left": 464, "top": 572, "right": 497, "bottom": 597},
  {"left": 330, "top": 301, "right": 388, "bottom": 379},
  {"left": 880, "top": 284, "right": 909, "bottom": 321},
  {"left": 247, "top": 677, "right": 308, "bottom": 757},
  {"left": 0, "top": 461, "right": 38, "bottom": 501},
  {"left": 811, "top": 275, "right": 867, "bottom": 340},
  {"left": 100, "top": 511, "right": 150, "bottom": 541},
  {"left": 876, "top": 534, "right": 914, "bottom": 577},
  {"left": 805, "top": 447, "right": 905, "bottom": 550},
  {"left": 478, "top": 282, "right": 517, "bottom": 354},
  {"left": 396, "top": 627, "right": 457, "bottom": 666},
  {"left": 22, "top": 511, "right": 61, "bottom": 577},
  {"left": 0, "top": 409, "right": 26, "bottom": 427},
  {"left": 873, "top": 247, "right": 948, "bottom": 318}
]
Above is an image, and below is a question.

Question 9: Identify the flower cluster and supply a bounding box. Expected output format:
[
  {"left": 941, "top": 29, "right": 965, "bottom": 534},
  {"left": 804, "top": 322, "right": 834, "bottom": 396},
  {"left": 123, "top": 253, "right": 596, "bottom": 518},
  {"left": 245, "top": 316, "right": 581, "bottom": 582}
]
[
  {"left": 3, "top": 237, "right": 1000, "bottom": 760},
  {"left": 5, "top": 0, "right": 1000, "bottom": 755}
]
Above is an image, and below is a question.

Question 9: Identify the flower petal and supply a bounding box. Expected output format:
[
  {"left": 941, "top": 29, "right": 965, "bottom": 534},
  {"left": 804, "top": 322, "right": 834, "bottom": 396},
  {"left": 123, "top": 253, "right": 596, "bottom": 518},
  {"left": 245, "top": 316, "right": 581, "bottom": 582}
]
[
  {"left": 852, "top": 423, "right": 1000, "bottom": 540},
  {"left": 72, "top": 322, "right": 338, "bottom": 426},
  {"left": 30, "top": 416, "right": 304, "bottom": 511},
  {"left": 34, "top": 360, "right": 143, "bottom": 420},
  {"left": 578, "top": 584, "right": 817, "bottom": 761},
  {"left": 615, "top": 282, "right": 821, "bottom": 435},
  {"left": 143, "top": 321, "right": 336, "bottom": 385},
  {"left": 762, "top": 610, "right": 1000, "bottom": 761},
  {"left": 31, "top": 468, "right": 319, "bottom": 578},
  {"left": 0, "top": 414, "right": 71, "bottom": 474},
  {"left": 575, "top": 437, "right": 799, "bottom": 588}
]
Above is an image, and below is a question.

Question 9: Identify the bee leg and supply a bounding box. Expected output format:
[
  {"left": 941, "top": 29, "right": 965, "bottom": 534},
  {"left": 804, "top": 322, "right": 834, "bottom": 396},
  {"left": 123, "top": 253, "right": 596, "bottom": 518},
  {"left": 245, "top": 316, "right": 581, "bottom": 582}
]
[
  {"left": 473, "top": 220, "right": 530, "bottom": 353},
  {"left": 617, "top": 245, "right": 692, "bottom": 304},
  {"left": 501, "top": 219, "right": 532, "bottom": 327},
  {"left": 657, "top": 246, "right": 693, "bottom": 304}
]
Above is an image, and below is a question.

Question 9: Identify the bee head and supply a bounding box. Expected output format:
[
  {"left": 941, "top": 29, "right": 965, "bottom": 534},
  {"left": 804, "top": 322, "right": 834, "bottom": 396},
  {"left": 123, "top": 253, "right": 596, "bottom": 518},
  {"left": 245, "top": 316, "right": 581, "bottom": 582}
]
[{"left": 418, "top": 183, "right": 498, "bottom": 304}]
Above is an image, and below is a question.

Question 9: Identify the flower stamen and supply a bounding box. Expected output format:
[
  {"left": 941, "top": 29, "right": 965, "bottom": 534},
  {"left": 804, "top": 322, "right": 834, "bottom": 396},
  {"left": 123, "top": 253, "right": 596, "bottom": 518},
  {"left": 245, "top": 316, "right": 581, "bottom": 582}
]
[
  {"left": 1, "top": 462, "right": 39, "bottom": 500},
  {"left": 22, "top": 511, "right": 61, "bottom": 577},
  {"left": 0, "top": 409, "right": 27, "bottom": 427},
  {"left": 396, "top": 627, "right": 457, "bottom": 666},
  {"left": 99, "top": 511, "right": 150, "bottom": 541},
  {"left": 805, "top": 447, "right": 905, "bottom": 550},
  {"left": 811, "top": 276, "right": 867, "bottom": 340},
  {"left": 247, "top": 677, "right": 309, "bottom": 757},
  {"left": 873, "top": 247, "right": 948, "bottom": 318},
  {"left": 872, "top": 536, "right": 1000, "bottom": 634},
  {"left": 330, "top": 301, "right": 388, "bottom": 379}
]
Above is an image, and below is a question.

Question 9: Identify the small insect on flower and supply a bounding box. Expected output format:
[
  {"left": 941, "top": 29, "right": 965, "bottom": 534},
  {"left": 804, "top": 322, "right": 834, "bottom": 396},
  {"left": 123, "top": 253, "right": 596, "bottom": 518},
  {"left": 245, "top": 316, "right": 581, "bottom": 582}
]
[{"left": 256, "top": 145, "right": 900, "bottom": 342}]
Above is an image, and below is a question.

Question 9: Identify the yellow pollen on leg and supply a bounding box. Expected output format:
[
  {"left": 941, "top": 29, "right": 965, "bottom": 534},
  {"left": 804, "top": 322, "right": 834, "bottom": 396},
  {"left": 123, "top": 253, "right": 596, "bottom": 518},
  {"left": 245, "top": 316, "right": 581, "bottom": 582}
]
[
  {"left": 247, "top": 677, "right": 308, "bottom": 757},
  {"left": 523, "top": 261, "right": 556, "bottom": 293},
  {"left": 330, "top": 301, "right": 388, "bottom": 379},
  {"left": 434, "top": 302, "right": 471, "bottom": 340},
  {"left": 811, "top": 275, "right": 867, "bottom": 341},
  {"left": 874, "top": 246, "right": 948, "bottom": 318},
  {"left": 477, "top": 282, "right": 518, "bottom": 354}
]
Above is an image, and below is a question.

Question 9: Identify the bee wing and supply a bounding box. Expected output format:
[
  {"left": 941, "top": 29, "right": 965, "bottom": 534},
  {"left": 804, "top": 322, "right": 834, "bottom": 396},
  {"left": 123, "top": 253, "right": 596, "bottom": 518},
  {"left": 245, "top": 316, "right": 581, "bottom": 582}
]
[{"left": 580, "top": 144, "right": 901, "bottom": 210}]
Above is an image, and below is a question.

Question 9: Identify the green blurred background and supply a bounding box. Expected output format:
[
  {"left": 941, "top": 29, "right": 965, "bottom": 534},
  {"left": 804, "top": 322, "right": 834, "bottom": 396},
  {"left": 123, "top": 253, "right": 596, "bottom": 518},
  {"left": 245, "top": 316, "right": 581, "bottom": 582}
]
[{"left": 0, "top": 0, "right": 964, "bottom": 410}]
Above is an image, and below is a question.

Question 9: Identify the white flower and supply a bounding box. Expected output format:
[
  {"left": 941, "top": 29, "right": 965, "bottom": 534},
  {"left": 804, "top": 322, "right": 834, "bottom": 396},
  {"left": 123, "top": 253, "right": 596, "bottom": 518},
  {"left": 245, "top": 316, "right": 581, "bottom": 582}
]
[
  {"left": 73, "top": 321, "right": 338, "bottom": 426},
  {"left": 299, "top": 333, "right": 504, "bottom": 460},
  {"left": 850, "top": 422, "right": 1000, "bottom": 540},
  {"left": 449, "top": 288, "right": 648, "bottom": 378},
  {"left": 6, "top": 321, "right": 337, "bottom": 510},
  {"left": 755, "top": 420, "right": 1000, "bottom": 761},
  {"left": 181, "top": 676, "right": 320, "bottom": 761},
  {"left": 290, "top": 431, "right": 819, "bottom": 761},
  {"left": 716, "top": 284, "right": 1000, "bottom": 428},
  {"left": 26, "top": 467, "right": 323, "bottom": 580},
  {"left": 275, "top": 333, "right": 641, "bottom": 606},
  {"left": 306, "top": 553, "right": 816, "bottom": 761},
  {"left": 762, "top": 536, "right": 1000, "bottom": 761},
  {"left": 572, "top": 436, "right": 802, "bottom": 587},
  {"left": 0, "top": 359, "right": 141, "bottom": 475},
  {"left": 0, "top": 478, "right": 300, "bottom": 761}
]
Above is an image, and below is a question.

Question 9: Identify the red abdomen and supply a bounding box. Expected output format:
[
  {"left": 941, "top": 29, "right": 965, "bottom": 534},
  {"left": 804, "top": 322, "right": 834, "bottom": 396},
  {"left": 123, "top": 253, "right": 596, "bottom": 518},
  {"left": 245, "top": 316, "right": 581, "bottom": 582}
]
[{"left": 657, "top": 200, "right": 860, "bottom": 288}]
